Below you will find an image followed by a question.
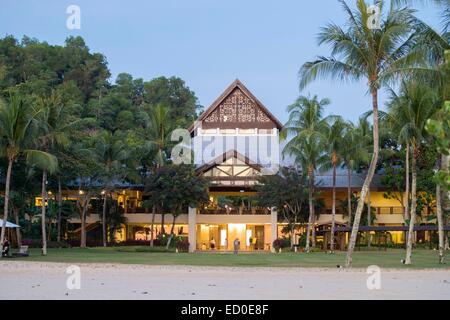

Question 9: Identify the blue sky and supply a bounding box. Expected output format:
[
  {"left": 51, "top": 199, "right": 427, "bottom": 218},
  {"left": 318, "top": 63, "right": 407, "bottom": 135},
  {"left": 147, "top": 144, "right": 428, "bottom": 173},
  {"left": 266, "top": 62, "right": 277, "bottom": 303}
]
[{"left": 0, "top": 0, "right": 442, "bottom": 124}]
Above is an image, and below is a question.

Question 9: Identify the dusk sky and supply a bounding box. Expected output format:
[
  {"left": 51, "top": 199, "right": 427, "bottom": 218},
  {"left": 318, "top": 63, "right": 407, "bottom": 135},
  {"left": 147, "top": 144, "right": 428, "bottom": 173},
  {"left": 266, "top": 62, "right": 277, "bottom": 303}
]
[{"left": 0, "top": 0, "right": 443, "bottom": 124}]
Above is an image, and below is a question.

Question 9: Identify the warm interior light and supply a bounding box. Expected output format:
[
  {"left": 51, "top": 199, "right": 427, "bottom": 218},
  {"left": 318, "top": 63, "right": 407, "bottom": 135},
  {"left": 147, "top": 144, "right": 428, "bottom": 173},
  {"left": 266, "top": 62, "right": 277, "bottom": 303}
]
[
  {"left": 246, "top": 229, "right": 252, "bottom": 246},
  {"left": 220, "top": 229, "right": 227, "bottom": 246}
]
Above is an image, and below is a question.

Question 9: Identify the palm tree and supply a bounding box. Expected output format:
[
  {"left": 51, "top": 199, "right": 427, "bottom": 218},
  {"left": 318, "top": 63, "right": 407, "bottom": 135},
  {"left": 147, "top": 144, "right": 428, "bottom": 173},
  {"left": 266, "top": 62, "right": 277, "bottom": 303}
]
[
  {"left": 31, "top": 95, "right": 66, "bottom": 255},
  {"left": 95, "top": 130, "right": 129, "bottom": 247},
  {"left": 143, "top": 104, "right": 173, "bottom": 246},
  {"left": 103, "top": 196, "right": 127, "bottom": 243},
  {"left": 323, "top": 116, "right": 347, "bottom": 252},
  {"left": 387, "top": 81, "right": 440, "bottom": 264},
  {"left": 0, "top": 94, "right": 57, "bottom": 254},
  {"left": 285, "top": 136, "right": 328, "bottom": 252},
  {"left": 340, "top": 121, "right": 371, "bottom": 226},
  {"left": 282, "top": 95, "right": 329, "bottom": 252},
  {"left": 427, "top": 52, "right": 450, "bottom": 263},
  {"left": 298, "top": 0, "right": 429, "bottom": 267},
  {"left": 382, "top": 103, "right": 412, "bottom": 241},
  {"left": 394, "top": 0, "right": 450, "bottom": 32},
  {"left": 354, "top": 117, "right": 374, "bottom": 246},
  {"left": 35, "top": 93, "right": 80, "bottom": 250},
  {"left": 145, "top": 104, "right": 173, "bottom": 168}
]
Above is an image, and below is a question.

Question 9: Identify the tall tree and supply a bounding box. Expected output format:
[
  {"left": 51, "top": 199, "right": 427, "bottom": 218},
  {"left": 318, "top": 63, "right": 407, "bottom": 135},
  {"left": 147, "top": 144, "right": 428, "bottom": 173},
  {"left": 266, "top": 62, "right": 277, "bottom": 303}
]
[
  {"left": 323, "top": 117, "right": 347, "bottom": 252},
  {"left": 33, "top": 92, "right": 80, "bottom": 253},
  {"left": 388, "top": 81, "right": 440, "bottom": 264},
  {"left": 298, "top": 0, "right": 429, "bottom": 267},
  {"left": 143, "top": 104, "right": 174, "bottom": 245},
  {"left": 426, "top": 51, "right": 450, "bottom": 263},
  {"left": 0, "top": 94, "right": 56, "bottom": 251},
  {"left": 95, "top": 130, "right": 129, "bottom": 246},
  {"left": 256, "top": 167, "right": 309, "bottom": 248},
  {"left": 145, "top": 165, "right": 209, "bottom": 249},
  {"left": 340, "top": 121, "right": 371, "bottom": 225},
  {"left": 143, "top": 76, "right": 199, "bottom": 128},
  {"left": 282, "top": 95, "right": 329, "bottom": 252}
]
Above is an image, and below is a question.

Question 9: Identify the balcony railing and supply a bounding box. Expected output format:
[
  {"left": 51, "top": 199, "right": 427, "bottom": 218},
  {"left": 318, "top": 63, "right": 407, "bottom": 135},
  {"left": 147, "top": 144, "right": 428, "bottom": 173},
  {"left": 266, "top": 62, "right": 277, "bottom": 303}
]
[
  {"left": 199, "top": 208, "right": 270, "bottom": 215},
  {"left": 376, "top": 207, "right": 404, "bottom": 215},
  {"left": 125, "top": 207, "right": 151, "bottom": 214},
  {"left": 99, "top": 206, "right": 406, "bottom": 216},
  {"left": 323, "top": 207, "right": 404, "bottom": 215}
]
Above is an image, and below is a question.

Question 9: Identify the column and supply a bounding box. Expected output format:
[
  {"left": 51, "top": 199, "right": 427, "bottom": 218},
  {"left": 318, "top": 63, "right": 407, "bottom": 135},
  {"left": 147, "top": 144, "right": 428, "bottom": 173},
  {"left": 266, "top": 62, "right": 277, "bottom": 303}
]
[
  {"left": 188, "top": 207, "right": 197, "bottom": 253},
  {"left": 270, "top": 207, "right": 278, "bottom": 253}
]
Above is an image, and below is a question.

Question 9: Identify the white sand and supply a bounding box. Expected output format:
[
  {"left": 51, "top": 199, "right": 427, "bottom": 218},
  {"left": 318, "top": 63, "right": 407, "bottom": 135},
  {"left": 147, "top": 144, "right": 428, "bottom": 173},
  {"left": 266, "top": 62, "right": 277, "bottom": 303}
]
[{"left": 0, "top": 261, "right": 449, "bottom": 300}]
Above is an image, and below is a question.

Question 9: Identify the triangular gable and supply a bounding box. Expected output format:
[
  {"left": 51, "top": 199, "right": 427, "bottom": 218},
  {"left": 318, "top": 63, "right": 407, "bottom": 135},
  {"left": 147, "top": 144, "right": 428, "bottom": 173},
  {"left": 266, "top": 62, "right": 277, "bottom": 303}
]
[
  {"left": 196, "top": 150, "right": 262, "bottom": 175},
  {"left": 189, "top": 79, "right": 283, "bottom": 133}
]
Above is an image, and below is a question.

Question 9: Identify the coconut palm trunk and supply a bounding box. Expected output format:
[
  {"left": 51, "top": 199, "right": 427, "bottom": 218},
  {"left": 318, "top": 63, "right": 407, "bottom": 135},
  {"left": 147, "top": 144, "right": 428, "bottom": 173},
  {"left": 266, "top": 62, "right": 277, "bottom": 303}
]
[
  {"left": 166, "top": 214, "right": 178, "bottom": 249},
  {"left": 102, "top": 191, "right": 108, "bottom": 247},
  {"left": 330, "top": 162, "right": 337, "bottom": 252},
  {"left": 291, "top": 217, "right": 297, "bottom": 249},
  {"left": 0, "top": 159, "right": 13, "bottom": 249},
  {"left": 311, "top": 214, "right": 316, "bottom": 248},
  {"left": 436, "top": 179, "right": 445, "bottom": 263},
  {"left": 436, "top": 154, "right": 445, "bottom": 263},
  {"left": 80, "top": 207, "right": 87, "bottom": 248},
  {"left": 367, "top": 187, "right": 371, "bottom": 248},
  {"left": 13, "top": 208, "right": 21, "bottom": 248},
  {"left": 305, "top": 168, "right": 315, "bottom": 253},
  {"left": 79, "top": 194, "right": 89, "bottom": 248},
  {"left": 41, "top": 170, "right": 48, "bottom": 256},
  {"left": 404, "top": 143, "right": 410, "bottom": 247},
  {"left": 405, "top": 143, "right": 418, "bottom": 265},
  {"left": 347, "top": 167, "right": 352, "bottom": 225},
  {"left": 150, "top": 205, "right": 156, "bottom": 247},
  {"left": 161, "top": 213, "right": 166, "bottom": 235},
  {"left": 346, "top": 89, "right": 379, "bottom": 268},
  {"left": 404, "top": 143, "right": 410, "bottom": 220},
  {"left": 80, "top": 215, "right": 86, "bottom": 247},
  {"left": 443, "top": 154, "right": 450, "bottom": 251},
  {"left": 57, "top": 177, "right": 62, "bottom": 243}
]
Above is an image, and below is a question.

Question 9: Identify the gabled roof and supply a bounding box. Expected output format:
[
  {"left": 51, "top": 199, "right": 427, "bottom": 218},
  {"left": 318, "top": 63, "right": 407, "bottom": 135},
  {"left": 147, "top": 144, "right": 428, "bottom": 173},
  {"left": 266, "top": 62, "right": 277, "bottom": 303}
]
[
  {"left": 189, "top": 79, "right": 283, "bottom": 133},
  {"left": 196, "top": 149, "right": 262, "bottom": 174}
]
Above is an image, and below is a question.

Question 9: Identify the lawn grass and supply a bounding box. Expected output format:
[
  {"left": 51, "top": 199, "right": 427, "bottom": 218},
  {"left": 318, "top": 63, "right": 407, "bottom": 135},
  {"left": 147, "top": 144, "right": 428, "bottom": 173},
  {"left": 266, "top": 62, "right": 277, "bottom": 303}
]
[{"left": 10, "top": 247, "right": 449, "bottom": 269}]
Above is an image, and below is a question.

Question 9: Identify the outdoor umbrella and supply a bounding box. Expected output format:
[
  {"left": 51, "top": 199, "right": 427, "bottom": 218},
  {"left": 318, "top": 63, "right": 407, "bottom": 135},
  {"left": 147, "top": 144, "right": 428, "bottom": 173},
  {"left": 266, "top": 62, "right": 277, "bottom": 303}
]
[{"left": 0, "top": 219, "right": 20, "bottom": 228}]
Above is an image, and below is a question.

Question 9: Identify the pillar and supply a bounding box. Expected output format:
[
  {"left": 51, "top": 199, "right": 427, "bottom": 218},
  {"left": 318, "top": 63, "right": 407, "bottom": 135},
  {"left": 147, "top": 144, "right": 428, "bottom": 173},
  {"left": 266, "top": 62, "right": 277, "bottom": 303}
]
[
  {"left": 270, "top": 207, "right": 278, "bottom": 253},
  {"left": 188, "top": 207, "right": 197, "bottom": 253}
]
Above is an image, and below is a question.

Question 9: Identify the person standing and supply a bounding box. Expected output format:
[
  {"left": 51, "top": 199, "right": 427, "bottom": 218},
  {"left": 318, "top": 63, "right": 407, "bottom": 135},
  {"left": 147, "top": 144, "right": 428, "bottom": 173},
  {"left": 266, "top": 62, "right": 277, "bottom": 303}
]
[
  {"left": 2, "top": 237, "right": 10, "bottom": 257},
  {"left": 233, "top": 238, "right": 240, "bottom": 254}
]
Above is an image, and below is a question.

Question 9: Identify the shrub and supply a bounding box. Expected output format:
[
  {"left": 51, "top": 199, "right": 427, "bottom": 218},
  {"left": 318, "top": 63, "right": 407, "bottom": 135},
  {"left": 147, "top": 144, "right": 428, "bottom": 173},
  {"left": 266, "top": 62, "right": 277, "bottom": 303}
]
[
  {"left": 115, "top": 246, "right": 174, "bottom": 253},
  {"left": 47, "top": 241, "right": 70, "bottom": 248},
  {"left": 156, "top": 233, "right": 169, "bottom": 246},
  {"left": 176, "top": 237, "right": 189, "bottom": 252},
  {"left": 22, "top": 239, "right": 70, "bottom": 248},
  {"left": 22, "top": 239, "right": 41, "bottom": 248},
  {"left": 272, "top": 238, "right": 290, "bottom": 251}
]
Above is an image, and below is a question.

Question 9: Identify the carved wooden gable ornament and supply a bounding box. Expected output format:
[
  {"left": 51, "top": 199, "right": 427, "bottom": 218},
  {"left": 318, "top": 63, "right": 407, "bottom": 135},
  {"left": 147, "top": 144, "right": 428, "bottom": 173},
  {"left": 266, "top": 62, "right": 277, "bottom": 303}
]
[{"left": 189, "top": 79, "right": 282, "bottom": 132}]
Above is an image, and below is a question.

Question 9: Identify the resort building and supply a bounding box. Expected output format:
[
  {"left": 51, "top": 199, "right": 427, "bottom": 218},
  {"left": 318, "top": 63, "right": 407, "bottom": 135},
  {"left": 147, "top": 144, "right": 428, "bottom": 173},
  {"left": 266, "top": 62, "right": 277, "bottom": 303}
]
[{"left": 41, "top": 80, "right": 436, "bottom": 251}]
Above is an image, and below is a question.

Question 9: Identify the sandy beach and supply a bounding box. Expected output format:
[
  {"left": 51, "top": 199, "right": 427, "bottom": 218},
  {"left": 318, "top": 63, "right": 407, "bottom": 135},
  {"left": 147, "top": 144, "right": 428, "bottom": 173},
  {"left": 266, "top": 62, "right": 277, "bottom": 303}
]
[{"left": 0, "top": 261, "right": 449, "bottom": 300}]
